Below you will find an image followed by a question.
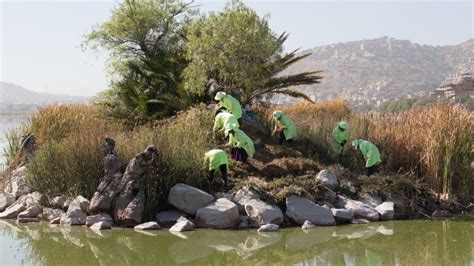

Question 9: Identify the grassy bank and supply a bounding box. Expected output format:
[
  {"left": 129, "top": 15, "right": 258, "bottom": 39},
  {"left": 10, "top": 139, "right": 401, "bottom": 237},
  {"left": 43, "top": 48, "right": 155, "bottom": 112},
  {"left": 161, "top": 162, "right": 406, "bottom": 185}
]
[{"left": 2, "top": 101, "right": 472, "bottom": 218}]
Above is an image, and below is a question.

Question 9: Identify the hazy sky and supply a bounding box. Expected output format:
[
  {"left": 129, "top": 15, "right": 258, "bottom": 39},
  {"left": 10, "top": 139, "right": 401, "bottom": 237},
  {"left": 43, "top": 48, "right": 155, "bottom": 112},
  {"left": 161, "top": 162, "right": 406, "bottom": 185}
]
[{"left": 0, "top": 0, "right": 472, "bottom": 96}]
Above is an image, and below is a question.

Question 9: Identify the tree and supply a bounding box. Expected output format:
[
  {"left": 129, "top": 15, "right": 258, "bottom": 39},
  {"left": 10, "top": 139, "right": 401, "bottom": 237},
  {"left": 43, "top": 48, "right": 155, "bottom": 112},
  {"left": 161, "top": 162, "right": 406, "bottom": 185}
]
[
  {"left": 183, "top": 0, "right": 322, "bottom": 104},
  {"left": 83, "top": 0, "right": 195, "bottom": 124}
]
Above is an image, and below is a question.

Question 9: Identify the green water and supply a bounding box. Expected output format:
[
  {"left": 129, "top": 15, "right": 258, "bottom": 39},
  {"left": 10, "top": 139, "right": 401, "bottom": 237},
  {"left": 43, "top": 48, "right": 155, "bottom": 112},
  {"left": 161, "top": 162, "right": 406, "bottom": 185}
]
[{"left": 0, "top": 220, "right": 472, "bottom": 265}]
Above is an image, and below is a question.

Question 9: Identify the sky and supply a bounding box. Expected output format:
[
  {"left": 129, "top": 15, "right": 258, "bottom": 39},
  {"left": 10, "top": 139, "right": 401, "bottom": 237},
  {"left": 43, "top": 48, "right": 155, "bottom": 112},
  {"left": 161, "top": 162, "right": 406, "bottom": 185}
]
[{"left": 0, "top": 0, "right": 472, "bottom": 97}]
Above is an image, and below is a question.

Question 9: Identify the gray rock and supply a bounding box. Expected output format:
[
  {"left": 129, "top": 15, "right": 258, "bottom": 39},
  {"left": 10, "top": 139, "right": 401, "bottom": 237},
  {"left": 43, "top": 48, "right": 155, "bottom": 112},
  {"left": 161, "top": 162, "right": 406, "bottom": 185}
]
[
  {"left": 301, "top": 220, "right": 316, "bottom": 230},
  {"left": 0, "top": 192, "right": 16, "bottom": 212},
  {"left": 285, "top": 196, "right": 336, "bottom": 226},
  {"left": 75, "top": 196, "right": 90, "bottom": 213},
  {"left": 89, "top": 140, "right": 124, "bottom": 213},
  {"left": 244, "top": 199, "right": 283, "bottom": 226},
  {"left": 334, "top": 195, "right": 349, "bottom": 208},
  {"left": 4, "top": 166, "right": 32, "bottom": 198},
  {"left": 49, "top": 196, "right": 68, "bottom": 209},
  {"left": 18, "top": 205, "right": 41, "bottom": 218},
  {"left": 0, "top": 192, "right": 41, "bottom": 219},
  {"left": 17, "top": 217, "right": 40, "bottom": 223},
  {"left": 60, "top": 196, "right": 88, "bottom": 225},
  {"left": 134, "top": 221, "right": 161, "bottom": 230},
  {"left": 360, "top": 194, "right": 383, "bottom": 208},
  {"left": 375, "top": 202, "right": 395, "bottom": 220},
  {"left": 257, "top": 224, "right": 279, "bottom": 232},
  {"left": 315, "top": 170, "right": 338, "bottom": 190},
  {"left": 351, "top": 218, "right": 370, "bottom": 224},
  {"left": 431, "top": 209, "right": 453, "bottom": 219},
  {"left": 233, "top": 188, "right": 259, "bottom": 212},
  {"left": 114, "top": 145, "right": 157, "bottom": 227},
  {"left": 169, "top": 217, "right": 195, "bottom": 232},
  {"left": 155, "top": 210, "right": 187, "bottom": 228},
  {"left": 238, "top": 216, "right": 250, "bottom": 229},
  {"left": 196, "top": 198, "right": 239, "bottom": 229},
  {"left": 50, "top": 217, "right": 61, "bottom": 225},
  {"left": 390, "top": 195, "right": 408, "bottom": 219},
  {"left": 331, "top": 208, "right": 354, "bottom": 222},
  {"left": 344, "top": 199, "right": 379, "bottom": 221},
  {"left": 90, "top": 221, "right": 111, "bottom": 230},
  {"left": 168, "top": 183, "right": 215, "bottom": 216},
  {"left": 86, "top": 213, "right": 114, "bottom": 227},
  {"left": 43, "top": 208, "right": 65, "bottom": 221},
  {"left": 62, "top": 198, "right": 74, "bottom": 210},
  {"left": 324, "top": 189, "right": 337, "bottom": 205}
]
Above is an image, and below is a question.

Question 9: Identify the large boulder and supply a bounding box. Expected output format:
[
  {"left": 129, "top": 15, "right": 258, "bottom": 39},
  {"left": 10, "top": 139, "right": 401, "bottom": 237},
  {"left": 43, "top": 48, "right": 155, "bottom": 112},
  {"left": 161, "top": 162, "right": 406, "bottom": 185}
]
[
  {"left": 170, "top": 217, "right": 195, "bottom": 232},
  {"left": 243, "top": 199, "right": 283, "bottom": 226},
  {"left": 60, "top": 196, "right": 89, "bottom": 225},
  {"left": 134, "top": 221, "right": 161, "bottom": 230},
  {"left": 285, "top": 196, "right": 336, "bottom": 226},
  {"left": 0, "top": 192, "right": 42, "bottom": 219},
  {"left": 375, "top": 202, "right": 395, "bottom": 220},
  {"left": 89, "top": 139, "right": 124, "bottom": 213},
  {"left": 18, "top": 205, "right": 41, "bottom": 218},
  {"left": 315, "top": 170, "right": 338, "bottom": 190},
  {"left": 0, "top": 192, "right": 16, "bottom": 211},
  {"left": 360, "top": 194, "right": 383, "bottom": 208},
  {"left": 331, "top": 208, "right": 354, "bottom": 222},
  {"left": 233, "top": 188, "right": 259, "bottom": 212},
  {"left": 49, "top": 196, "right": 68, "bottom": 209},
  {"left": 114, "top": 145, "right": 157, "bottom": 227},
  {"left": 344, "top": 199, "right": 379, "bottom": 221},
  {"left": 86, "top": 213, "right": 114, "bottom": 227},
  {"left": 42, "top": 208, "right": 65, "bottom": 221},
  {"left": 168, "top": 183, "right": 215, "bottom": 216},
  {"left": 196, "top": 198, "right": 239, "bottom": 229},
  {"left": 5, "top": 166, "right": 32, "bottom": 198},
  {"left": 155, "top": 210, "right": 187, "bottom": 228}
]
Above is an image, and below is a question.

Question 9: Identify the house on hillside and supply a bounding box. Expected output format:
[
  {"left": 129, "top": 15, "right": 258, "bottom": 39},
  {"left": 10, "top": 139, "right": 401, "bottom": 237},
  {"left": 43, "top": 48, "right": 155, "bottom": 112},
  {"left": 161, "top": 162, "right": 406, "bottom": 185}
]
[{"left": 431, "top": 73, "right": 473, "bottom": 98}]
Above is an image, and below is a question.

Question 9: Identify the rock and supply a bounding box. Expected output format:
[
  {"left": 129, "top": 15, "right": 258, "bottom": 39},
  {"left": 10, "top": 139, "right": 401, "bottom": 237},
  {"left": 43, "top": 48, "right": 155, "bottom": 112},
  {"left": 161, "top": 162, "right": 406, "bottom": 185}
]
[
  {"left": 0, "top": 192, "right": 41, "bottom": 219},
  {"left": 155, "top": 210, "right": 187, "bottom": 228},
  {"left": 243, "top": 199, "right": 283, "bottom": 226},
  {"left": 431, "top": 209, "right": 453, "bottom": 219},
  {"left": 301, "top": 220, "right": 316, "bottom": 230},
  {"left": 49, "top": 196, "right": 67, "bottom": 209},
  {"left": 42, "top": 208, "right": 65, "bottom": 221},
  {"left": 60, "top": 196, "right": 88, "bottom": 225},
  {"left": 315, "top": 170, "right": 338, "bottom": 190},
  {"left": 4, "top": 166, "right": 32, "bottom": 198},
  {"left": 257, "top": 224, "right": 279, "bottom": 232},
  {"left": 238, "top": 216, "right": 250, "bottom": 229},
  {"left": 344, "top": 199, "right": 379, "bottom": 221},
  {"left": 134, "top": 221, "right": 161, "bottom": 230},
  {"left": 285, "top": 196, "right": 336, "bottom": 226},
  {"left": 390, "top": 195, "right": 408, "bottom": 219},
  {"left": 196, "top": 198, "right": 239, "bottom": 229},
  {"left": 89, "top": 140, "right": 124, "bottom": 213},
  {"left": 215, "top": 192, "right": 232, "bottom": 200},
  {"left": 0, "top": 192, "right": 16, "bottom": 211},
  {"left": 85, "top": 213, "right": 114, "bottom": 227},
  {"left": 375, "top": 202, "right": 395, "bottom": 220},
  {"left": 17, "top": 217, "right": 40, "bottom": 223},
  {"left": 168, "top": 183, "right": 215, "bottom": 216},
  {"left": 18, "top": 205, "right": 41, "bottom": 218},
  {"left": 62, "top": 198, "right": 74, "bottom": 210},
  {"left": 233, "top": 188, "right": 259, "bottom": 212},
  {"left": 360, "top": 194, "right": 383, "bottom": 208},
  {"left": 351, "top": 218, "right": 370, "bottom": 224},
  {"left": 50, "top": 217, "right": 61, "bottom": 225},
  {"left": 334, "top": 195, "right": 349, "bottom": 208},
  {"left": 169, "top": 217, "right": 195, "bottom": 232},
  {"left": 324, "top": 189, "right": 337, "bottom": 205},
  {"left": 90, "top": 221, "right": 111, "bottom": 230},
  {"left": 331, "top": 208, "right": 354, "bottom": 222},
  {"left": 114, "top": 145, "right": 157, "bottom": 227}
]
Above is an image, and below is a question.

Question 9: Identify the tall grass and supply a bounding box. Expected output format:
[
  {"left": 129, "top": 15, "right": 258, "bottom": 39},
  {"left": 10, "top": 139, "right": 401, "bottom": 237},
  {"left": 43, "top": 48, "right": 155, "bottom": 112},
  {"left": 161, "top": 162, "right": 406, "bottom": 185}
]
[{"left": 277, "top": 100, "right": 473, "bottom": 200}]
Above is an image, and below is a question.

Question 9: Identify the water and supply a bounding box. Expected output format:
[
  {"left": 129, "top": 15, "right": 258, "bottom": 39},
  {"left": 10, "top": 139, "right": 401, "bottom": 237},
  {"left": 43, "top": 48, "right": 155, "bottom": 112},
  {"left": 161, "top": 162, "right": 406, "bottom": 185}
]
[
  {"left": 0, "top": 220, "right": 472, "bottom": 265},
  {"left": 0, "top": 115, "right": 30, "bottom": 169}
]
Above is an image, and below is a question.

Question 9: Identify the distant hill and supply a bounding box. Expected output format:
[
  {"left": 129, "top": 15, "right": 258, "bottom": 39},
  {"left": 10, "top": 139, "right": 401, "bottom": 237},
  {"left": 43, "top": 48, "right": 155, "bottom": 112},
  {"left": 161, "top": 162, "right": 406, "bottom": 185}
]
[
  {"left": 0, "top": 82, "right": 89, "bottom": 112},
  {"left": 280, "top": 37, "right": 474, "bottom": 106}
]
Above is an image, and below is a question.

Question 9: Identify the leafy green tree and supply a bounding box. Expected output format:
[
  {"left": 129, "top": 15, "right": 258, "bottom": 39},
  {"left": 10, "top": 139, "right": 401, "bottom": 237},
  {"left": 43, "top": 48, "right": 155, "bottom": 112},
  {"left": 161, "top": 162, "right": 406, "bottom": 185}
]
[
  {"left": 84, "top": 0, "right": 195, "bottom": 124},
  {"left": 183, "top": 0, "right": 322, "bottom": 104}
]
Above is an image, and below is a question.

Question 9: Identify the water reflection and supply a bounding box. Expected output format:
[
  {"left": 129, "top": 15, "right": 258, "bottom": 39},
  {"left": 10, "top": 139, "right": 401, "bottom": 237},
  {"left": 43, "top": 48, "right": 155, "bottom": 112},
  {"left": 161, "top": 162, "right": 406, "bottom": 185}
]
[{"left": 0, "top": 220, "right": 472, "bottom": 265}]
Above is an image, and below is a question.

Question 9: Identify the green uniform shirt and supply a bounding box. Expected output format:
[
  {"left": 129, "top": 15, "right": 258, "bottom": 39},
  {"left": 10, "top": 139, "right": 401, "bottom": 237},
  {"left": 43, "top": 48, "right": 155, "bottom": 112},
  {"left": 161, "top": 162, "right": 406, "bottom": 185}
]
[
  {"left": 203, "top": 149, "right": 229, "bottom": 171},
  {"left": 353, "top": 139, "right": 382, "bottom": 168},
  {"left": 332, "top": 124, "right": 349, "bottom": 154},
  {"left": 213, "top": 112, "right": 240, "bottom": 134},
  {"left": 272, "top": 114, "right": 297, "bottom": 140},
  {"left": 227, "top": 128, "right": 255, "bottom": 158},
  {"left": 219, "top": 95, "right": 242, "bottom": 119}
]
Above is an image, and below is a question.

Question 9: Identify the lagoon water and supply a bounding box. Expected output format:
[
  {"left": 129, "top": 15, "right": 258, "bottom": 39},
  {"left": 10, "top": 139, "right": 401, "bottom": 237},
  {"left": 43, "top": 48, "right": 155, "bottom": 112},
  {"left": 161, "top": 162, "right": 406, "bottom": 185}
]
[
  {"left": 0, "top": 220, "right": 472, "bottom": 265},
  {"left": 0, "top": 115, "right": 29, "bottom": 169}
]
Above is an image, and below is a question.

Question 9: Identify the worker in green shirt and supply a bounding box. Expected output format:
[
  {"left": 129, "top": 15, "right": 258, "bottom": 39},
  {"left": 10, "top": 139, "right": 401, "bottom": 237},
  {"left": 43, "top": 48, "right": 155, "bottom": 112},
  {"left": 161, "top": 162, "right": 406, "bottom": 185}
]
[
  {"left": 226, "top": 127, "right": 255, "bottom": 163},
  {"left": 214, "top": 91, "right": 242, "bottom": 119},
  {"left": 332, "top": 121, "right": 350, "bottom": 161},
  {"left": 203, "top": 149, "right": 229, "bottom": 186},
  {"left": 271, "top": 110, "right": 297, "bottom": 145},
  {"left": 213, "top": 109, "right": 240, "bottom": 136},
  {"left": 352, "top": 139, "right": 382, "bottom": 176}
]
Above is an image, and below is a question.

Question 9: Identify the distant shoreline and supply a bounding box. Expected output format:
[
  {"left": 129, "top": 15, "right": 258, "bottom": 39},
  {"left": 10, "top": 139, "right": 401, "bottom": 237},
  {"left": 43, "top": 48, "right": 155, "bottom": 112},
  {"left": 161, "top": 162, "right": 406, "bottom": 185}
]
[{"left": 0, "top": 111, "right": 34, "bottom": 116}]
